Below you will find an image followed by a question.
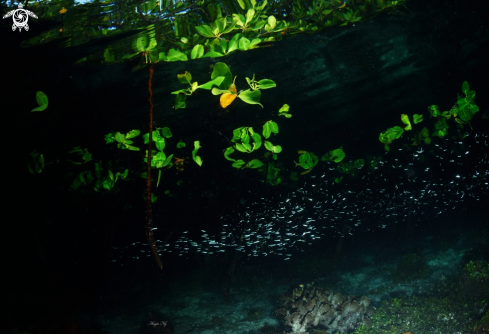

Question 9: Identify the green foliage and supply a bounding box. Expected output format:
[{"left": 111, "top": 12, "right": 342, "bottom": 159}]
[
  {"left": 232, "top": 126, "right": 263, "bottom": 153},
  {"left": 433, "top": 117, "right": 448, "bottom": 138},
  {"left": 277, "top": 104, "right": 292, "bottom": 118},
  {"left": 21, "top": 0, "right": 409, "bottom": 65},
  {"left": 427, "top": 81, "right": 479, "bottom": 137},
  {"left": 457, "top": 81, "right": 479, "bottom": 122},
  {"left": 31, "top": 91, "right": 48, "bottom": 112},
  {"left": 296, "top": 151, "right": 318, "bottom": 174},
  {"left": 262, "top": 120, "right": 279, "bottom": 139},
  {"left": 70, "top": 161, "right": 129, "bottom": 192},
  {"left": 400, "top": 114, "right": 412, "bottom": 131},
  {"left": 28, "top": 151, "right": 44, "bottom": 174},
  {"left": 223, "top": 118, "right": 282, "bottom": 171},
  {"left": 68, "top": 146, "right": 92, "bottom": 165},
  {"left": 105, "top": 130, "right": 141, "bottom": 151},
  {"left": 192, "top": 141, "right": 203, "bottom": 166},
  {"left": 411, "top": 127, "right": 431, "bottom": 146},
  {"left": 380, "top": 81, "right": 478, "bottom": 150},
  {"left": 263, "top": 162, "right": 282, "bottom": 186},
  {"left": 378, "top": 126, "right": 403, "bottom": 151},
  {"left": 172, "top": 63, "right": 275, "bottom": 109},
  {"left": 321, "top": 148, "right": 345, "bottom": 163},
  {"left": 464, "top": 260, "right": 489, "bottom": 279},
  {"left": 413, "top": 113, "right": 423, "bottom": 124}
]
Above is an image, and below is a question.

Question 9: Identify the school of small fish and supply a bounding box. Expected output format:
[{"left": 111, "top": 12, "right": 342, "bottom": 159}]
[{"left": 112, "top": 130, "right": 489, "bottom": 264}]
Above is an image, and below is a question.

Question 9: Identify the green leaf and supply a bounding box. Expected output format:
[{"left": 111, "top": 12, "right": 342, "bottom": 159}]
[
  {"left": 192, "top": 141, "right": 203, "bottom": 166},
  {"left": 232, "top": 160, "right": 245, "bottom": 168},
  {"left": 330, "top": 149, "right": 345, "bottom": 163},
  {"left": 177, "top": 71, "right": 192, "bottom": 84},
  {"left": 238, "top": 89, "right": 263, "bottom": 107},
  {"left": 379, "top": 126, "right": 403, "bottom": 144},
  {"left": 264, "top": 141, "right": 282, "bottom": 153},
  {"left": 267, "top": 15, "right": 276, "bottom": 29},
  {"left": 278, "top": 104, "right": 291, "bottom": 117},
  {"left": 161, "top": 127, "right": 172, "bottom": 138},
  {"left": 211, "top": 63, "right": 233, "bottom": 90},
  {"left": 155, "top": 138, "right": 165, "bottom": 151},
  {"left": 162, "top": 154, "right": 173, "bottom": 167},
  {"left": 401, "top": 114, "right": 412, "bottom": 131},
  {"left": 428, "top": 105, "right": 440, "bottom": 117},
  {"left": 227, "top": 33, "right": 242, "bottom": 54},
  {"left": 195, "top": 24, "right": 214, "bottom": 38},
  {"left": 298, "top": 152, "right": 318, "bottom": 169},
  {"left": 245, "top": 8, "right": 255, "bottom": 25},
  {"left": 262, "top": 121, "right": 278, "bottom": 139},
  {"left": 197, "top": 76, "right": 226, "bottom": 90},
  {"left": 224, "top": 146, "right": 236, "bottom": 161},
  {"left": 202, "top": 51, "right": 224, "bottom": 58},
  {"left": 214, "top": 17, "right": 227, "bottom": 34},
  {"left": 126, "top": 129, "right": 140, "bottom": 139},
  {"left": 190, "top": 45, "right": 204, "bottom": 59},
  {"left": 221, "top": 20, "right": 238, "bottom": 34},
  {"left": 235, "top": 142, "right": 250, "bottom": 153},
  {"left": 239, "top": 37, "right": 251, "bottom": 50},
  {"left": 257, "top": 79, "right": 276, "bottom": 89},
  {"left": 32, "top": 91, "right": 48, "bottom": 112},
  {"left": 413, "top": 114, "right": 423, "bottom": 124},
  {"left": 247, "top": 159, "right": 264, "bottom": 168},
  {"left": 115, "top": 132, "right": 125, "bottom": 143},
  {"left": 462, "top": 81, "right": 470, "bottom": 94}
]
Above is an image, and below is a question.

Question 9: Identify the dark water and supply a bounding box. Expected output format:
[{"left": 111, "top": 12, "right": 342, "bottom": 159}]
[{"left": 2, "top": 0, "right": 489, "bottom": 333}]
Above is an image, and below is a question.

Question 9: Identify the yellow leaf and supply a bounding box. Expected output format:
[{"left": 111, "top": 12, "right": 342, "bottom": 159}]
[
  {"left": 220, "top": 92, "right": 237, "bottom": 108},
  {"left": 59, "top": 7, "right": 67, "bottom": 14},
  {"left": 220, "top": 76, "right": 237, "bottom": 108}
]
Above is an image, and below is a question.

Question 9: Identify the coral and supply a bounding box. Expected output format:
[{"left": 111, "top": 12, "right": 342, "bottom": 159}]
[{"left": 276, "top": 283, "right": 375, "bottom": 334}]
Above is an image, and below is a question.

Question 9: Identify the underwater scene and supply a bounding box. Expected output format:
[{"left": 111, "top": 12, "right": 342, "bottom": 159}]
[{"left": 2, "top": 0, "right": 489, "bottom": 333}]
